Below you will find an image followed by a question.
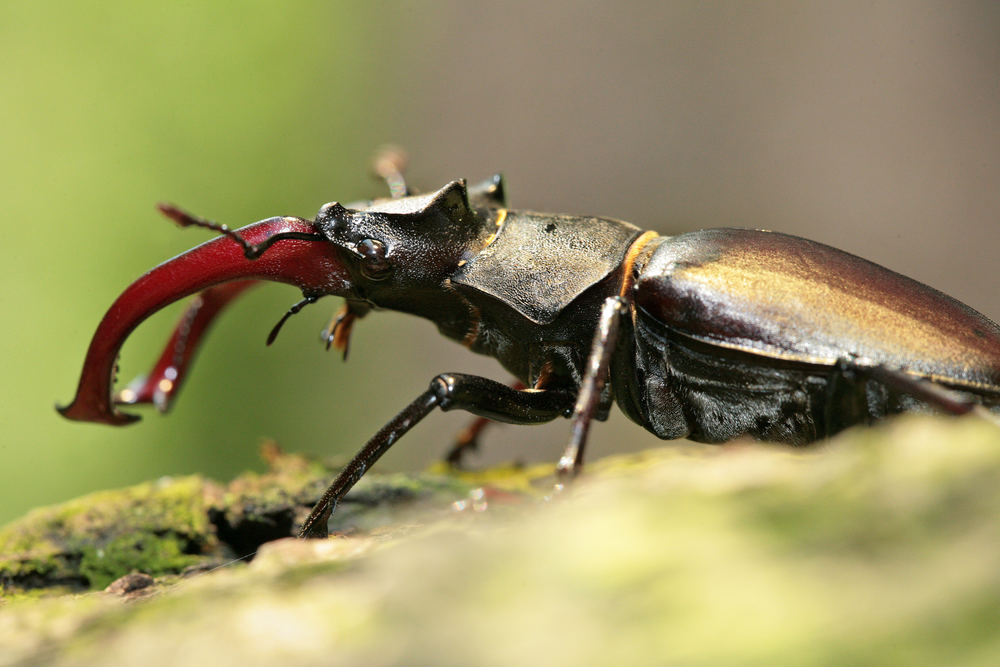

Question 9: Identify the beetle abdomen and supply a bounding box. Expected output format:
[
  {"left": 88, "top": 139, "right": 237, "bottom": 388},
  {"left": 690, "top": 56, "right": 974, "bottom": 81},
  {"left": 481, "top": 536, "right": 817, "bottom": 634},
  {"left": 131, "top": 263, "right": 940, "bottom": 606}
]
[
  {"left": 635, "top": 228, "right": 1000, "bottom": 394},
  {"left": 630, "top": 315, "right": 948, "bottom": 444}
]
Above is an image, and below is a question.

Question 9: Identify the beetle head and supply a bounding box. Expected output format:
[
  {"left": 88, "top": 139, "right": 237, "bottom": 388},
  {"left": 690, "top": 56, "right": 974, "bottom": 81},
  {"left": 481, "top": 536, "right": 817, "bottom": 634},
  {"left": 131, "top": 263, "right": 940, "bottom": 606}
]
[
  {"left": 314, "top": 180, "right": 496, "bottom": 310},
  {"left": 57, "top": 180, "right": 503, "bottom": 426}
]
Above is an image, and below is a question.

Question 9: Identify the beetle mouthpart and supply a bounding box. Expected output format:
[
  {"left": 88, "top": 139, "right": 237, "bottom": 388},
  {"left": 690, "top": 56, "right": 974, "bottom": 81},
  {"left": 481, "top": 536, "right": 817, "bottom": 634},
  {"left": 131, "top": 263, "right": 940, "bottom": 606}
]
[
  {"left": 323, "top": 304, "right": 359, "bottom": 360},
  {"left": 112, "top": 281, "right": 260, "bottom": 413},
  {"left": 57, "top": 216, "right": 350, "bottom": 425}
]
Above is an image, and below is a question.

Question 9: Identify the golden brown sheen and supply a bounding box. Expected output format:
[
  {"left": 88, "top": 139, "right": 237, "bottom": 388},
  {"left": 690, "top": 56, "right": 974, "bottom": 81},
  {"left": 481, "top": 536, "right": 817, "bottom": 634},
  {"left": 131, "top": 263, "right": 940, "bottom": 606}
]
[{"left": 636, "top": 229, "right": 1000, "bottom": 392}]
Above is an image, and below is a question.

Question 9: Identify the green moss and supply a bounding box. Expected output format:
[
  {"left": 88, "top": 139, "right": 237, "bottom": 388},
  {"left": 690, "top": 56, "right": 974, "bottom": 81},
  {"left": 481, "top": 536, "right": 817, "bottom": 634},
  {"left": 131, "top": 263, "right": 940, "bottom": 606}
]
[
  {"left": 0, "top": 476, "right": 220, "bottom": 591},
  {"left": 76, "top": 533, "right": 205, "bottom": 591},
  {"left": 0, "top": 447, "right": 482, "bottom": 591}
]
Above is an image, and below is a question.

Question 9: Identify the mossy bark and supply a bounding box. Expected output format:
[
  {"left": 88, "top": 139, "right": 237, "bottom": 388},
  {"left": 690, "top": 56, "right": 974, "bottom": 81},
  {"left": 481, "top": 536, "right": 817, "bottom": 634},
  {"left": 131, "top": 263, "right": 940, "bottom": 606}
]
[
  {"left": 0, "top": 445, "right": 480, "bottom": 592},
  {"left": 3, "top": 416, "right": 1000, "bottom": 665}
]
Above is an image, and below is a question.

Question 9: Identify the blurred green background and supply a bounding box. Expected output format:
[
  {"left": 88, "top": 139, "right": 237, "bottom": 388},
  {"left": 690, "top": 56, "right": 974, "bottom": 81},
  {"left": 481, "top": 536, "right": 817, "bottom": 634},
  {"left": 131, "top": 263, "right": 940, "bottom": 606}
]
[{"left": 2, "top": 1, "right": 999, "bottom": 526}]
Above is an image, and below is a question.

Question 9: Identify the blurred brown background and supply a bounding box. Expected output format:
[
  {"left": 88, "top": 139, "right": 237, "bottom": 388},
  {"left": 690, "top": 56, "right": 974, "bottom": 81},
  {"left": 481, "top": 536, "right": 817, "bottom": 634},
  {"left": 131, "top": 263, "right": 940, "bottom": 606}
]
[{"left": 2, "top": 1, "right": 998, "bottom": 525}]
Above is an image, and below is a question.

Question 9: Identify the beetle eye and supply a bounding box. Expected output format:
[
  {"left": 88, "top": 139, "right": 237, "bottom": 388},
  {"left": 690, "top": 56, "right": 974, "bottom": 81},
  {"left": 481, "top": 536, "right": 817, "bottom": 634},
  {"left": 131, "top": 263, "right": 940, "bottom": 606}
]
[{"left": 357, "top": 238, "right": 391, "bottom": 280}]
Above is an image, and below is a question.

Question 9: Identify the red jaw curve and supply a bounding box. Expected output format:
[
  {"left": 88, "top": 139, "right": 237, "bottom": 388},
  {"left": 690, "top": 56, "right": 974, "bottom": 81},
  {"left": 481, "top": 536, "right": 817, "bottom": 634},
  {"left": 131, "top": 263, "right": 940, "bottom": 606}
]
[
  {"left": 114, "top": 279, "right": 259, "bottom": 412},
  {"left": 57, "top": 216, "right": 348, "bottom": 425}
]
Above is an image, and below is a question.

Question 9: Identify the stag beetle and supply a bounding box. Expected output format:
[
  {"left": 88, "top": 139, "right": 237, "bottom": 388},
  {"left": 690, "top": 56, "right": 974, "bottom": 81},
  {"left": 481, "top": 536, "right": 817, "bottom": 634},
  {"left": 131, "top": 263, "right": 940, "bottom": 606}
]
[{"left": 59, "top": 157, "right": 1000, "bottom": 538}]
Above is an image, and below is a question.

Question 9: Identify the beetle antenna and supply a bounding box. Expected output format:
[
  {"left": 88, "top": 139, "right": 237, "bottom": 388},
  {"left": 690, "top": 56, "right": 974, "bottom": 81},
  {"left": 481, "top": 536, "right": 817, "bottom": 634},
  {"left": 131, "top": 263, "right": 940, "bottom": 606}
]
[
  {"left": 157, "top": 203, "right": 323, "bottom": 260},
  {"left": 267, "top": 294, "right": 320, "bottom": 346},
  {"left": 371, "top": 145, "right": 410, "bottom": 199}
]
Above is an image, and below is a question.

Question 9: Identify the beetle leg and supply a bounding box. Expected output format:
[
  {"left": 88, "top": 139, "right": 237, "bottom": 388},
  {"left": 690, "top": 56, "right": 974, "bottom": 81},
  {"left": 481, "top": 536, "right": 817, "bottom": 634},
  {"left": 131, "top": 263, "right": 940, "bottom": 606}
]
[
  {"left": 856, "top": 364, "right": 981, "bottom": 416},
  {"left": 556, "top": 296, "right": 628, "bottom": 485},
  {"left": 443, "top": 380, "right": 528, "bottom": 468},
  {"left": 299, "top": 387, "right": 438, "bottom": 539},
  {"left": 443, "top": 417, "right": 492, "bottom": 467},
  {"left": 299, "top": 373, "right": 575, "bottom": 538}
]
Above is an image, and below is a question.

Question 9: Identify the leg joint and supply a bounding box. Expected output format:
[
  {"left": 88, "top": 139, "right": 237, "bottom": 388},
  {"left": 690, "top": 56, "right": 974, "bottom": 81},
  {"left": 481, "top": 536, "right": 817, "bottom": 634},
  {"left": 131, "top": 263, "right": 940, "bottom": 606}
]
[{"left": 428, "top": 373, "right": 572, "bottom": 424}]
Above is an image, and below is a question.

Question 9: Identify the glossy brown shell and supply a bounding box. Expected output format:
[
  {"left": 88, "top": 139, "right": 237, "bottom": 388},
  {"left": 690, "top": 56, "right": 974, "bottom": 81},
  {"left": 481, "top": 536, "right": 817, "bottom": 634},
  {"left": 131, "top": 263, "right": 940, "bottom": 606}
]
[{"left": 635, "top": 228, "right": 1000, "bottom": 392}]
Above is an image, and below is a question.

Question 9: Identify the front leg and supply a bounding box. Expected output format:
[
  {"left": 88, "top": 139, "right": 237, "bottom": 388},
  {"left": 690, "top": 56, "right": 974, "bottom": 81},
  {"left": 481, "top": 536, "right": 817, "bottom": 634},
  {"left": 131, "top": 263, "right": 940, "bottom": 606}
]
[
  {"left": 556, "top": 296, "right": 628, "bottom": 484},
  {"left": 299, "top": 373, "right": 575, "bottom": 538}
]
